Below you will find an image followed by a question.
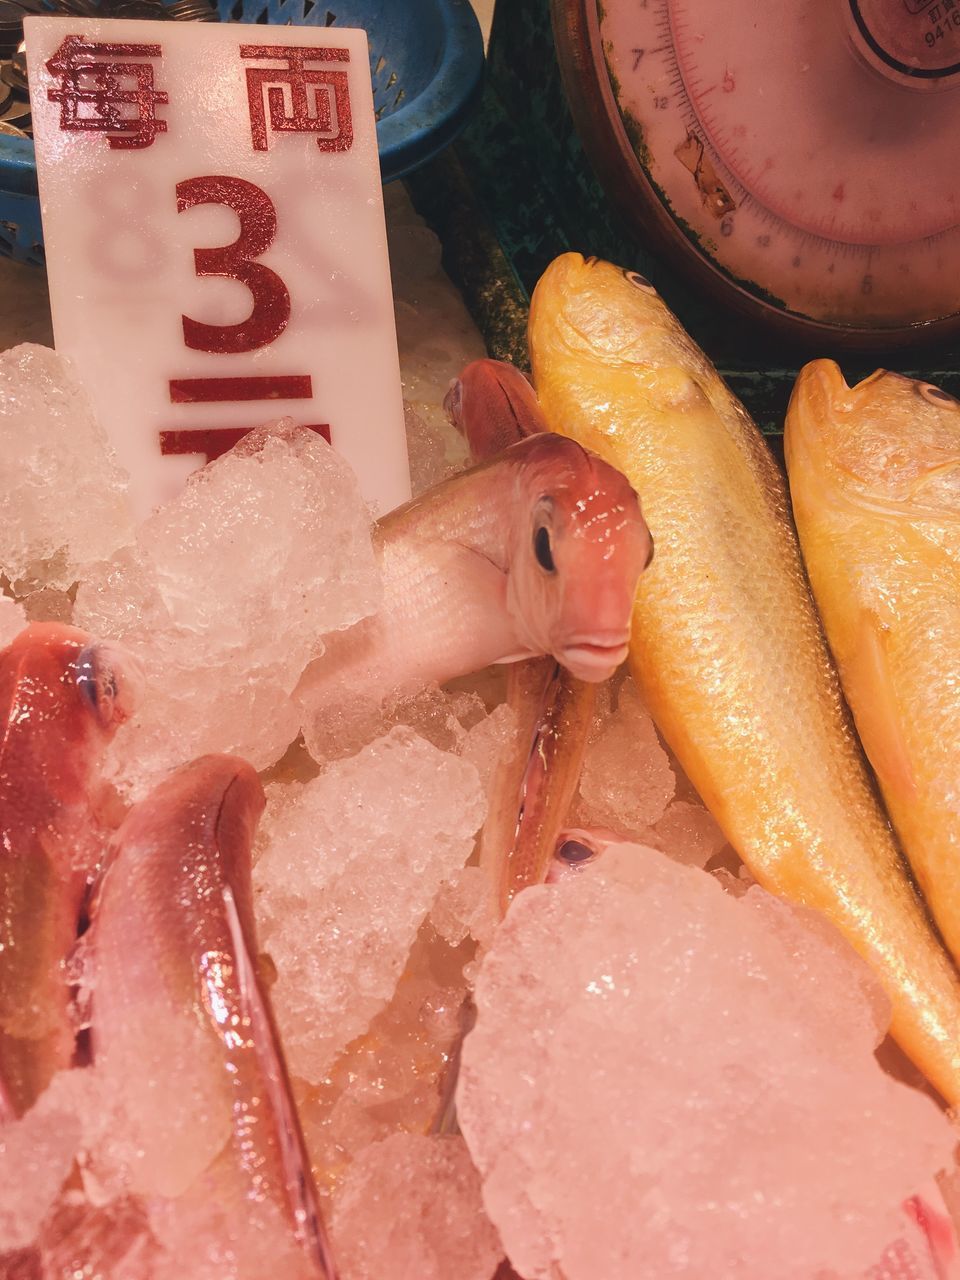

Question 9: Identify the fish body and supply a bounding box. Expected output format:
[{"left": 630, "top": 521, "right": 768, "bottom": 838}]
[
  {"left": 447, "top": 361, "right": 636, "bottom": 910},
  {"left": 297, "top": 433, "right": 652, "bottom": 737},
  {"left": 0, "top": 622, "right": 136, "bottom": 1116},
  {"left": 528, "top": 253, "right": 960, "bottom": 1104},
  {"left": 88, "top": 754, "right": 335, "bottom": 1278},
  {"left": 785, "top": 362, "right": 960, "bottom": 969}
]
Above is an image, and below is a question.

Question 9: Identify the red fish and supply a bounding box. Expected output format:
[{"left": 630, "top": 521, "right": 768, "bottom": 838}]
[
  {"left": 88, "top": 754, "right": 336, "bottom": 1279},
  {"left": 444, "top": 358, "right": 546, "bottom": 457},
  {"left": 297, "top": 432, "right": 654, "bottom": 747},
  {"left": 0, "top": 622, "right": 138, "bottom": 1117}
]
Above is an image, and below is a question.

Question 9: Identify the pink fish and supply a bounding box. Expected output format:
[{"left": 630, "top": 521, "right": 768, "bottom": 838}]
[
  {"left": 0, "top": 622, "right": 138, "bottom": 1117},
  {"left": 297, "top": 432, "right": 653, "bottom": 734},
  {"left": 443, "top": 362, "right": 653, "bottom": 910},
  {"left": 444, "top": 358, "right": 546, "bottom": 456},
  {"left": 88, "top": 754, "right": 336, "bottom": 1278}
]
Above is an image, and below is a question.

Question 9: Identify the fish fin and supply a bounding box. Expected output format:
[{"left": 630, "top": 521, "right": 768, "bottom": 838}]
[
  {"left": 221, "top": 886, "right": 338, "bottom": 1279},
  {"left": 849, "top": 610, "right": 918, "bottom": 801}
]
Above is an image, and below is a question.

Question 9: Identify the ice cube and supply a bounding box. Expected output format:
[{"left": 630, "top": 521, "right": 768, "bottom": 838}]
[
  {"left": 254, "top": 726, "right": 485, "bottom": 1082},
  {"left": 39, "top": 1192, "right": 159, "bottom": 1280},
  {"left": 653, "top": 799, "right": 729, "bottom": 868},
  {"left": 296, "top": 919, "right": 475, "bottom": 1200},
  {"left": 0, "top": 598, "right": 26, "bottom": 648},
  {"left": 303, "top": 677, "right": 491, "bottom": 767},
  {"left": 147, "top": 1182, "right": 313, "bottom": 1280},
  {"left": 458, "top": 847, "right": 955, "bottom": 1280},
  {"left": 577, "top": 679, "right": 675, "bottom": 835},
  {"left": 404, "top": 401, "right": 468, "bottom": 498},
  {"left": 0, "top": 1069, "right": 96, "bottom": 1251},
  {"left": 74, "top": 421, "right": 380, "bottom": 794},
  {"left": 331, "top": 1133, "right": 501, "bottom": 1280},
  {"left": 430, "top": 867, "right": 491, "bottom": 948},
  {"left": 0, "top": 345, "right": 133, "bottom": 591}
]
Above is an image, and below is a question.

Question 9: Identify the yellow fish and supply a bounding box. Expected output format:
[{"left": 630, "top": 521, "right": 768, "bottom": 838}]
[
  {"left": 528, "top": 252, "right": 960, "bottom": 1104},
  {"left": 786, "top": 361, "right": 960, "bottom": 970}
]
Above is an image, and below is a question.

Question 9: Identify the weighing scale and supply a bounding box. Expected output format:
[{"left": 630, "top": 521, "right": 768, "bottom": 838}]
[{"left": 414, "top": 0, "right": 960, "bottom": 432}]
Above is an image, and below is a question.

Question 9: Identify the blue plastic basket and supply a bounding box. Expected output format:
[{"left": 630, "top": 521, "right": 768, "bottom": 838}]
[{"left": 0, "top": 0, "right": 484, "bottom": 265}]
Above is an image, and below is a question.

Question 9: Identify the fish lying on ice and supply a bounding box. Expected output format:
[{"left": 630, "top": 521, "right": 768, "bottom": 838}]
[
  {"left": 446, "top": 358, "right": 642, "bottom": 911},
  {"left": 0, "top": 622, "right": 138, "bottom": 1117},
  {"left": 528, "top": 252, "right": 960, "bottom": 1105},
  {"left": 87, "top": 754, "right": 336, "bottom": 1279},
  {"left": 786, "top": 362, "right": 960, "bottom": 974},
  {"left": 297, "top": 432, "right": 652, "bottom": 752}
]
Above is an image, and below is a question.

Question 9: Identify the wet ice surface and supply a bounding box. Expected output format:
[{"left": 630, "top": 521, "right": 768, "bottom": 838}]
[
  {"left": 0, "top": 1070, "right": 92, "bottom": 1251},
  {"left": 331, "top": 1133, "right": 502, "bottom": 1280},
  {"left": 575, "top": 674, "right": 732, "bottom": 870},
  {"left": 457, "top": 847, "right": 956, "bottom": 1280},
  {"left": 0, "top": 345, "right": 133, "bottom": 592},
  {"left": 254, "top": 726, "right": 486, "bottom": 1084},
  {"left": 294, "top": 918, "right": 475, "bottom": 1201},
  {"left": 73, "top": 421, "right": 380, "bottom": 796}
]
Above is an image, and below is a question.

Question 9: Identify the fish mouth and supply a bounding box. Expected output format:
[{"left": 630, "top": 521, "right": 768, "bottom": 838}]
[{"left": 558, "top": 636, "right": 630, "bottom": 682}]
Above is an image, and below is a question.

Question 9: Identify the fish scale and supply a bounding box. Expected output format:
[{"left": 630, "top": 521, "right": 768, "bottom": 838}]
[
  {"left": 786, "top": 362, "right": 960, "bottom": 988},
  {"left": 529, "top": 253, "right": 960, "bottom": 1106}
]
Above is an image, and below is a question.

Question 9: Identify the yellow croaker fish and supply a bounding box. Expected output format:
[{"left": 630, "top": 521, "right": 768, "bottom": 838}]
[
  {"left": 528, "top": 252, "right": 960, "bottom": 1104},
  {"left": 786, "top": 362, "right": 960, "bottom": 970}
]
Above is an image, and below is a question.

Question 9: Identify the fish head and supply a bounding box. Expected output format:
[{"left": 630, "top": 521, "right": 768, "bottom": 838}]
[
  {"left": 529, "top": 252, "right": 710, "bottom": 387},
  {"left": 787, "top": 359, "right": 960, "bottom": 518},
  {"left": 505, "top": 434, "right": 653, "bottom": 682},
  {"left": 444, "top": 358, "right": 546, "bottom": 460},
  {"left": 2, "top": 621, "right": 142, "bottom": 757}
]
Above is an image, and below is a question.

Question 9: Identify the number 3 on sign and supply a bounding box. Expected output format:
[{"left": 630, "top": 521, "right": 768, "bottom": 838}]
[{"left": 177, "top": 175, "right": 289, "bottom": 354}]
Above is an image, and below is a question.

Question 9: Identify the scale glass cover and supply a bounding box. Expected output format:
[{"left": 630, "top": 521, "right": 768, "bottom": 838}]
[{"left": 553, "top": 0, "right": 960, "bottom": 352}]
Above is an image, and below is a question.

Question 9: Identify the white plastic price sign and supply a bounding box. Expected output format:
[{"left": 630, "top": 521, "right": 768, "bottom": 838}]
[{"left": 24, "top": 15, "right": 411, "bottom": 518}]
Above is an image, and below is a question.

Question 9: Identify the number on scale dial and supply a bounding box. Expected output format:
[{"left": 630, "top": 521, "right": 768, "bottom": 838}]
[{"left": 555, "top": 0, "right": 960, "bottom": 349}]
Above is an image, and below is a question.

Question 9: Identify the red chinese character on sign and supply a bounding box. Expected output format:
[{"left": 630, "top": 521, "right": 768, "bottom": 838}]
[
  {"left": 46, "top": 35, "right": 168, "bottom": 150},
  {"left": 240, "top": 45, "right": 352, "bottom": 153}
]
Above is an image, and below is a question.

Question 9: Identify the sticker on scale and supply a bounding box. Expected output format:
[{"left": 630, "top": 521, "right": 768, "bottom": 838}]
[{"left": 23, "top": 16, "right": 411, "bottom": 520}]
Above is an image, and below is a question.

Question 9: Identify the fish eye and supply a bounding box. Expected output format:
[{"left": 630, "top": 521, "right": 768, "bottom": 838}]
[
  {"left": 534, "top": 524, "right": 556, "bottom": 573},
  {"left": 623, "top": 269, "right": 657, "bottom": 294},
  {"left": 556, "top": 838, "right": 596, "bottom": 864},
  {"left": 442, "top": 377, "right": 463, "bottom": 427},
  {"left": 918, "top": 382, "right": 959, "bottom": 407},
  {"left": 74, "top": 642, "right": 142, "bottom": 730}
]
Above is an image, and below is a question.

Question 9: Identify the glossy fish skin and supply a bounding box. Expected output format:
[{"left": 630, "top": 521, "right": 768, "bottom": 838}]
[
  {"left": 444, "top": 358, "right": 546, "bottom": 457},
  {"left": 529, "top": 252, "right": 960, "bottom": 1105},
  {"left": 786, "top": 362, "right": 960, "bottom": 970},
  {"left": 0, "top": 622, "right": 136, "bottom": 1117},
  {"left": 448, "top": 360, "right": 628, "bottom": 911},
  {"left": 89, "top": 754, "right": 336, "bottom": 1278},
  {"left": 297, "top": 433, "right": 652, "bottom": 726}
]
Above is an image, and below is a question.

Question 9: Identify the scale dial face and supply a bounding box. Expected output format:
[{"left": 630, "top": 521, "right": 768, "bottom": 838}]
[{"left": 554, "top": 0, "right": 960, "bottom": 350}]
